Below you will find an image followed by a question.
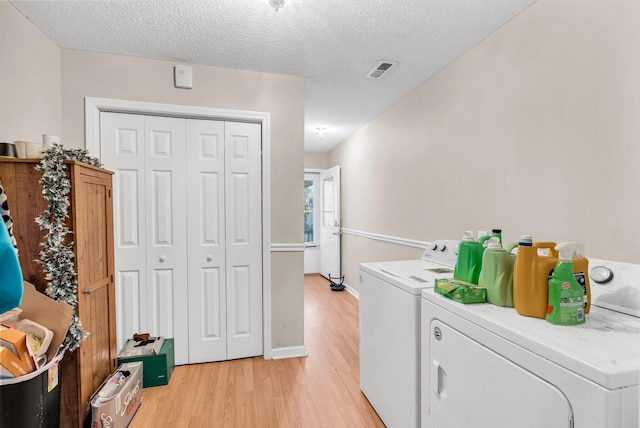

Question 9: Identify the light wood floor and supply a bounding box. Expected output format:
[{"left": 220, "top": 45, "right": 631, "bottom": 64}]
[{"left": 128, "top": 274, "right": 385, "bottom": 428}]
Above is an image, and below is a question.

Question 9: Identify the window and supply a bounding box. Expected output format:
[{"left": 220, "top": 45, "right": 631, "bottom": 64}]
[{"left": 304, "top": 172, "right": 320, "bottom": 246}]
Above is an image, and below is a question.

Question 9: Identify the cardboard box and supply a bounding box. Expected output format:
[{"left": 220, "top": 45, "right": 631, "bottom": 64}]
[
  {"left": 118, "top": 338, "right": 175, "bottom": 387},
  {"left": 0, "top": 345, "right": 30, "bottom": 377},
  {"left": 16, "top": 281, "right": 73, "bottom": 367},
  {"left": 435, "top": 278, "right": 487, "bottom": 304},
  {"left": 90, "top": 362, "right": 143, "bottom": 428},
  {"left": 0, "top": 326, "right": 35, "bottom": 372}
]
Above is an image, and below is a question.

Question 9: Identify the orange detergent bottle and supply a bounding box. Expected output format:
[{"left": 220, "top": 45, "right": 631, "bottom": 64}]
[{"left": 511, "top": 236, "right": 590, "bottom": 319}]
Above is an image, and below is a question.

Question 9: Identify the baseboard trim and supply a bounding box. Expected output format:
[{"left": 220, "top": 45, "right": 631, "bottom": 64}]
[
  {"left": 270, "top": 345, "right": 309, "bottom": 360},
  {"left": 340, "top": 228, "right": 428, "bottom": 249},
  {"left": 344, "top": 282, "right": 359, "bottom": 299}
]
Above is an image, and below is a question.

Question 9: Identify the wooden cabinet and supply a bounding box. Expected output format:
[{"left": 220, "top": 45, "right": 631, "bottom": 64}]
[{"left": 0, "top": 158, "right": 116, "bottom": 428}]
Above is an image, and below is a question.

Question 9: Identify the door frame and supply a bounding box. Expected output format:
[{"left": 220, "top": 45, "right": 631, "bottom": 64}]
[{"left": 84, "top": 97, "right": 273, "bottom": 359}]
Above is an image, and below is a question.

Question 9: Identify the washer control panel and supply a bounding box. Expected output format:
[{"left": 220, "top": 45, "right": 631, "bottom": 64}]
[
  {"left": 422, "top": 239, "right": 460, "bottom": 267},
  {"left": 588, "top": 257, "right": 640, "bottom": 317}
]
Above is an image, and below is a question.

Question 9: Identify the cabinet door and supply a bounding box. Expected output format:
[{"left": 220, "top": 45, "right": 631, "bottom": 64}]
[
  {"left": 428, "top": 319, "right": 572, "bottom": 428},
  {"left": 73, "top": 165, "right": 116, "bottom": 424}
]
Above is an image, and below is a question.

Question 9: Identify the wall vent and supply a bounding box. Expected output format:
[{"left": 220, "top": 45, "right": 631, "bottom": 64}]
[{"left": 366, "top": 61, "right": 398, "bottom": 79}]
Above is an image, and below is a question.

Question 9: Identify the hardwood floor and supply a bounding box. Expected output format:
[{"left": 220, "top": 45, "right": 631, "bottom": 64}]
[{"left": 128, "top": 274, "right": 385, "bottom": 428}]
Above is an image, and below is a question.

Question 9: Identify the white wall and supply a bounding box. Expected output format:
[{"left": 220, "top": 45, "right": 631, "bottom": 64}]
[{"left": 330, "top": 0, "right": 640, "bottom": 292}]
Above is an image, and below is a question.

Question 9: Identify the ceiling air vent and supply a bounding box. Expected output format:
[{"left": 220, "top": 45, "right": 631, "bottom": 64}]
[{"left": 366, "top": 61, "right": 398, "bottom": 79}]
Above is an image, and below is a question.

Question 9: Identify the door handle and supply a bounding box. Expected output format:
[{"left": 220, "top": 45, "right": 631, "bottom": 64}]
[
  {"left": 206, "top": 254, "right": 213, "bottom": 262},
  {"left": 159, "top": 255, "right": 166, "bottom": 263},
  {"left": 432, "top": 359, "right": 446, "bottom": 398}
]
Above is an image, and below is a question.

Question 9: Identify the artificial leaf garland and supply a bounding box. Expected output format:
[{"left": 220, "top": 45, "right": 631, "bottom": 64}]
[{"left": 35, "top": 143, "right": 101, "bottom": 352}]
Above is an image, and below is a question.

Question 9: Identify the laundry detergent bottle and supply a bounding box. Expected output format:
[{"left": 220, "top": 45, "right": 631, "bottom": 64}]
[
  {"left": 478, "top": 237, "right": 514, "bottom": 307},
  {"left": 546, "top": 242, "right": 586, "bottom": 325},
  {"left": 512, "top": 237, "right": 558, "bottom": 319},
  {"left": 454, "top": 231, "right": 489, "bottom": 285}
]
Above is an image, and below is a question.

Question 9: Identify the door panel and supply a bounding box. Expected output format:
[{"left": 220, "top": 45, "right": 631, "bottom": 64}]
[
  {"left": 225, "top": 122, "right": 262, "bottom": 359},
  {"left": 102, "top": 113, "right": 263, "bottom": 365},
  {"left": 429, "top": 319, "right": 572, "bottom": 428},
  {"left": 186, "top": 119, "right": 227, "bottom": 363},
  {"left": 145, "top": 116, "right": 188, "bottom": 364},
  {"left": 320, "top": 166, "right": 341, "bottom": 278},
  {"left": 100, "top": 113, "right": 148, "bottom": 351}
]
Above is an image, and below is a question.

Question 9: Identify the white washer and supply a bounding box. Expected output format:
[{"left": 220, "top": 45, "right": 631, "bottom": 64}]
[
  {"left": 421, "top": 257, "right": 640, "bottom": 428},
  {"left": 360, "top": 239, "right": 459, "bottom": 428}
]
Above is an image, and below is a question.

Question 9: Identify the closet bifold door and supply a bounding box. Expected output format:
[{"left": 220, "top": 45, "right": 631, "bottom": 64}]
[
  {"left": 186, "top": 119, "right": 227, "bottom": 363},
  {"left": 224, "top": 121, "right": 263, "bottom": 360}
]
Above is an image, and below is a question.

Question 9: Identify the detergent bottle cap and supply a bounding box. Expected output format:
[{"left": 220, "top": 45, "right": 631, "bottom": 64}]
[
  {"left": 462, "top": 231, "right": 474, "bottom": 242},
  {"left": 487, "top": 237, "right": 502, "bottom": 250},
  {"left": 555, "top": 242, "right": 580, "bottom": 261},
  {"left": 519, "top": 234, "right": 533, "bottom": 246},
  {"left": 492, "top": 229, "right": 502, "bottom": 234}
]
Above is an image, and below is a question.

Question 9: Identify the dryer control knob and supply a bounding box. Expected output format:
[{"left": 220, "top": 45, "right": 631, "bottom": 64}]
[
  {"left": 431, "top": 243, "right": 439, "bottom": 251},
  {"left": 439, "top": 245, "right": 447, "bottom": 252},
  {"left": 590, "top": 266, "right": 614, "bottom": 284}
]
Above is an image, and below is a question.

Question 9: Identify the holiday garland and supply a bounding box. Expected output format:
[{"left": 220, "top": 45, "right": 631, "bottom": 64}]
[{"left": 36, "top": 144, "right": 102, "bottom": 352}]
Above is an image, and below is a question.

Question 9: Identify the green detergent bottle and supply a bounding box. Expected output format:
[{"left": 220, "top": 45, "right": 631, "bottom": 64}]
[
  {"left": 546, "top": 242, "right": 586, "bottom": 325},
  {"left": 478, "top": 237, "right": 514, "bottom": 307},
  {"left": 454, "top": 231, "right": 489, "bottom": 285}
]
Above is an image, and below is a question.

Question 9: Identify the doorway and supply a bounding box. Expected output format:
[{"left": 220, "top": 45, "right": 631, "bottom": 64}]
[{"left": 85, "top": 97, "right": 273, "bottom": 362}]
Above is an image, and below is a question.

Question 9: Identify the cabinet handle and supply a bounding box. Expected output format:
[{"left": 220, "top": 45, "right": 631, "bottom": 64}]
[
  {"left": 159, "top": 256, "right": 166, "bottom": 263},
  {"left": 206, "top": 254, "right": 213, "bottom": 262},
  {"left": 84, "top": 290, "right": 91, "bottom": 295}
]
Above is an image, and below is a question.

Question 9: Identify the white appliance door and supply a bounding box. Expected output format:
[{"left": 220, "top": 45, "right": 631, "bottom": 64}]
[
  {"left": 428, "top": 319, "right": 573, "bottom": 428},
  {"left": 186, "top": 119, "right": 227, "bottom": 363},
  {"left": 360, "top": 270, "right": 421, "bottom": 428},
  {"left": 224, "top": 121, "right": 263, "bottom": 359},
  {"left": 320, "top": 165, "right": 340, "bottom": 279}
]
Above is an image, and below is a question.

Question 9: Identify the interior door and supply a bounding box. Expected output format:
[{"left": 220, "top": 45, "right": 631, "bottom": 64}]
[
  {"left": 320, "top": 165, "right": 341, "bottom": 279},
  {"left": 225, "top": 121, "right": 263, "bottom": 359},
  {"left": 428, "top": 319, "right": 573, "bottom": 428},
  {"left": 100, "top": 113, "right": 148, "bottom": 351},
  {"left": 186, "top": 119, "right": 227, "bottom": 363},
  {"left": 100, "top": 113, "right": 189, "bottom": 365}
]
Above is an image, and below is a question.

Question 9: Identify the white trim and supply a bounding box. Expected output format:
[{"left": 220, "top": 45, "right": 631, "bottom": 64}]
[
  {"left": 304, "top": 168, "right": 324, "bottom": 173},
  {"left": 342, "top": 281, "right": 359, "bottom": 299},
  {"left": 84, "top": 97, "right": 273, "bottom": 360},
  {"left": 270, "top": 345, "right": 308, "bottom": 360},
  {"left": 340, "top": 228, "right": 429, "bottom": 249},
  {"left": 271, "top": 243, "right": 305, "bottom": 252}
]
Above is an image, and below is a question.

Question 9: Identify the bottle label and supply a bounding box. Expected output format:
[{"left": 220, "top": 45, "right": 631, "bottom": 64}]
[{"left": 574, "top": 272, "right": 587, "bottom": 308}]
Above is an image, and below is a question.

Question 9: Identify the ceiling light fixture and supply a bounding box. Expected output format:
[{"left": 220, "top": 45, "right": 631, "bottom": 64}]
[
  {"left": 268, "top": 0, "right": 286, "bottom": 11},
  {"left": 316, "top": 127, "right": 327, "bottom": 141}
]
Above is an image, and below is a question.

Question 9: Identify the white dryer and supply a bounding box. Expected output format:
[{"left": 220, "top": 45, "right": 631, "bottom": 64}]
[
  {"left": 421, "top": 257, "right": 640, "bottom": 428},
  {"left": 360, "top": 239, "right": 459, "bottom": 428}
]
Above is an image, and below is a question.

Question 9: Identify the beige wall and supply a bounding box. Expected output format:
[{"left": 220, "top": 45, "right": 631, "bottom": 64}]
[
  {"left": 60, "top": 49, "right": 305, "bottom": 349},
  {"left": 304, "top": 151, "right": 329, "bottom": 170},
  {"left": 1, "top": 2, "right": 306, "bottom": 351},
  {"left": 0, "top": 2, "right": 61, "bottom": 144},
  {"left": 330, "top": 0, "right": 640, "bottom": 292}
]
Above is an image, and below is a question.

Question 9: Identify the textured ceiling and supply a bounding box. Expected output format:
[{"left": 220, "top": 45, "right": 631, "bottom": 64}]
[{"left": 9, "top": 0, "right": 537, "bottom": 152}]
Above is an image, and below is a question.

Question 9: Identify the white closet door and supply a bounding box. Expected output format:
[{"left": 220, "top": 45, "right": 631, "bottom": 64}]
[
  {"left": 144, "top": 116, "right": 189, "bottom": 365},
  {"left": 186, "top": 119, "right": 227, "bottom": 363},
  {"left": 100, "top": 112, "right": 147, "bottom": 351},
  {"left": 225, "top": 122, "right": 263, "bottom": 359}
]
